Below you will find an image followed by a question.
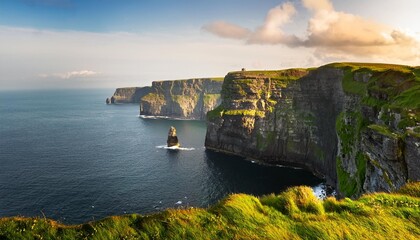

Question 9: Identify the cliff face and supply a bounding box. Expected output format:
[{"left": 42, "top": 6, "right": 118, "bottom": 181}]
[
  {"left": 140, "top": 78, "right": 223, "bottom": 120},
  {"left": 205, "top": 63, "right": 420, "bottom": 197},
  {"left": 111, "top": 87, "right": 152, "bottom": 103}
]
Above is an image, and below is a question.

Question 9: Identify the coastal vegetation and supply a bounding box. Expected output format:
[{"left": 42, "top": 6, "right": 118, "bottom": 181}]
[
  {"left": 1, "top": 182, "right": 419, "bottom": 239},
  {"left": 205, "top": 62, "right": 419, "bottom": 200},
  {"left": 331, "top": 62, "right": 419, "bottom": 196}
]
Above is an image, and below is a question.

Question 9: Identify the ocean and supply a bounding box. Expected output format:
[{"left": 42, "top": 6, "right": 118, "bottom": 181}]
[{"left": 0, "top": 89, "right": 323, "bottom": 224}]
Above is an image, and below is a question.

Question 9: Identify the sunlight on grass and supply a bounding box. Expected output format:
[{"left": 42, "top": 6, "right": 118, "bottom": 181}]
[{"left": 1, "top": 182, "right": 419, "bottom": 239}]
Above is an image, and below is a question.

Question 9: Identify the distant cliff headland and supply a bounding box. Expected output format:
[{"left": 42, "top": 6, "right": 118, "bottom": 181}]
[
  {"left": 108, "top": 78, "right": 223, "bottom": 120},
  {"left": 205, "top": 63, "right": 420, "bottom": 198},
  {"left": 107, "top": 87, "right": 152, "bottom": 104}
]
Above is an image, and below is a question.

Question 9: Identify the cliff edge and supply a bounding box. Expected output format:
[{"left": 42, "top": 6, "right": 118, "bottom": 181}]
[
  {"left": 110, "top": 87, "right": 152, "bottom": 103},
  {"left": 140, "top": 78, "right": 223, "bottom": 120},
  {"left": 205, "top": 63, "right": 420, "bottom": 197}
]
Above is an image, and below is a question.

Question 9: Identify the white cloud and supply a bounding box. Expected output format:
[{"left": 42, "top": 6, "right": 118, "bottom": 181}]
[
  {"left": 201, "top": 21, "right": 250, "bottom": 40},
  {"left": 0, "top": 25, "right": 314, "bottom": 89},
  {"left": 247, "top": 2, "right": 300, "bottom": 45},
  {"left": 39, "top": 70, "right": 99, "bottom": 79},
  {"left": 203, "top": 0, "right": 420, "bottom": 63},
  {"left": 302, "top": 0, "right": 333, "bottom": 13}
]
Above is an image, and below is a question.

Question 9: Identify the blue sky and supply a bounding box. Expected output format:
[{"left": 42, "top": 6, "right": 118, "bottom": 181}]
[
  {"left": 0, "top": 0, "right": 419, "bottom": 89},
  {"left": 0, "top": 0, "right": 280, "bottom": 32}
]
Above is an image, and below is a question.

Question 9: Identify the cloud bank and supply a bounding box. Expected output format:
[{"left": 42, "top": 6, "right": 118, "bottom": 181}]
[
  {"left": 39, "top": 70, "right": 99, "bottom": 79},
  {"left": 202, "top": 21, "right": 250, "bottom": 40},
  {"left": 2, "top": 25, "right": 312, "bottom": 89},
  {"left": 203, "top": 0, "right": 420, "bottom": 62}
]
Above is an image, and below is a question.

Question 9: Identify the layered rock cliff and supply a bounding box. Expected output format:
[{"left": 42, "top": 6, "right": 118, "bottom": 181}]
[
  {"left": 205, "top": 63, "right": 420, "bottom": 197},
  {"left": 111, "top": 87, "right": 152, "bottom": 103},
  {"left": 140, "top": 78, "right": 223, "bottom": 120}
]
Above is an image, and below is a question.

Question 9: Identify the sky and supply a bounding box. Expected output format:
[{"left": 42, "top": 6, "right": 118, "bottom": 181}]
[{"left": 0, "top": 0, "right": 419, "bottom": 89}]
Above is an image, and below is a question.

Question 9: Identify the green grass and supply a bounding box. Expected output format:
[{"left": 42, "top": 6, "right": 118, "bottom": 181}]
[
  {"left": 335, "top": 111, "right": 366, "bottom": 155},
  {"left": 230, "top": 68, "right": 308, "bottom": 77},
  {"left": 391, "top": 85, "right": 420, "bottom": 109},
  {"left": 154, "top": 77, "right": 224, "bottom": 83},
  {"left": 336, "top": 157, "right": 358, "bottom": 197},
  {"left": 341, "top": 69, "right": 367, "bottom": 95},
  {"left": 326, "top": 62, "right": 420, "bottom": 132},
  {"left": 398, "top": 182, "right": 420, "bottom": 198},
  {"left": 208, "top": 77, "right": 224, "bottom": 82},
  {"left": 407, "top": 128, "right": 420, "bottom": 138},
  {"left": 203, "top": 93, "right": 221, "bottom": 106},
  {"left": 206, "top": 105, "right": 224, "bottom": 121},
  {"left": 224, "top": 109, "right": 266, "bottom": 118},
  {"left": 368, "top": 124, "right": 400, "bottom": 139},
  {"left": 1, "top": 183, "right": 420, "bottom": 239},
  {"left": 141, "top": 92, "right": 165, "bottom": 102},
  {"left": 326, "top": 62, "right": 413, "bottom": 73},
  {"left": 335, "top": 109, "right": 368, "bottom": 197},
  {"left": 356, "top": 152, "right": 367, "bottom": 187}
]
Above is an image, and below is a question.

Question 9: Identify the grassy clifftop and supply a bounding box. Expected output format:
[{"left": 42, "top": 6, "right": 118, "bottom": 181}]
[{"left": 1, "top": 182, "right": 419, "bottom": 239}]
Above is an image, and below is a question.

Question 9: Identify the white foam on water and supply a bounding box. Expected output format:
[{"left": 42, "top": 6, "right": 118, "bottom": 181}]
[
  {"left": 312, "top": 183, "right": 336, "bottom": 200},
  {"left": 155, "top": 145, "right": 195, "bottom": 151},
  {"left": 139, "top": 115, "right": 170, "bottom": 119},
  {"left": 139, "top": 115, "right": 198, "bottom": 121}
]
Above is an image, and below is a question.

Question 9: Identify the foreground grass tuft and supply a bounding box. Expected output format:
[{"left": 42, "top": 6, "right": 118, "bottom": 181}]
[{"left": 1, "top": 183, "right": 420, "bottom": 239}]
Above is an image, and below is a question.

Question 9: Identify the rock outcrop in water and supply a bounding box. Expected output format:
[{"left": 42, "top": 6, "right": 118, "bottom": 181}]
[
  {"left": 167, "top": 126, "right": 180, "bottom": 147},
  {"left": 205, "top": 63, "right": 420, "bottom": 197},
  {"left": 109, "top": 87, "right": 152, "bottom": 103},
  {"left": 140, "top": 78, "right": 223, "bottom": 120}
]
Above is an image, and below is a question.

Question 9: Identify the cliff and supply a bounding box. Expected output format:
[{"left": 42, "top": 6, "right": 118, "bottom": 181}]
[
  {"left": 205, "top": 63, "right": 420, "bottom": 197},
  {"left": 140, "top": 78, "right": 223, "bottom": 120},
  {"left": 110, "top": 87, "right": 152, "bottom": 103},
  {"left": 1, "top": 182, "right": 419, "bottom": 239}
]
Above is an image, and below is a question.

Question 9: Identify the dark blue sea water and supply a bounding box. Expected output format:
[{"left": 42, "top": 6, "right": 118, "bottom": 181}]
[{"left": 0, "top": 89, "right": 323, "bottom": 224}]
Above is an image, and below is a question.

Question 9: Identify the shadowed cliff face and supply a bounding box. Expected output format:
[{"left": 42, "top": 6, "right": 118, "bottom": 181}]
[
  {"left": 205, "top": 64, "right": 420, "bottom": 197},
  {"left": 205, "top": 68, "right": 345, "bottom": 185},
  {"left": 140, "top": 78, "right": 223, "bottom": 120},
  {"left": 111, "top": 87, "right": 152, "bottom": 103}
]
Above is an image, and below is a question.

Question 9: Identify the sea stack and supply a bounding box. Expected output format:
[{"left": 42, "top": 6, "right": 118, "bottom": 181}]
[
  {"left": 167, "top": 126, "right": 180, "bottom": 147},
  {"left": 106, "top": 98, "right": 110, "bottom": 104}
]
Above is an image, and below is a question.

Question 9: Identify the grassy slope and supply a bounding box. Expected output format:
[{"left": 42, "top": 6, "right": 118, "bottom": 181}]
[
  {"left": 327, "top": 62, "right": 420, "bottom": 111},
  {"left": 1, "top": 183, "right": 419, "bottom": 239},
  {"left": 153, "top": 77, "right": 224, "bottom": 83},
  {"left": 330, "top": 62, "right": 419, "bottom": 197}
]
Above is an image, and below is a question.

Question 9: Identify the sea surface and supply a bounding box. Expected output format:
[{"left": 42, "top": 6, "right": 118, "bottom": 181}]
[{"left": 0, "top": 89, "right": 323, "bottom": 224}]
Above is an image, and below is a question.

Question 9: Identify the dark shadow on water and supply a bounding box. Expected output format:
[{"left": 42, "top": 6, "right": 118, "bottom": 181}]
[
  {"left": 165, "top": 149, "right": 180, "bottom": 160},
  {"left": 203, "top": 150, "right": 323, "bottom": 203}
]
